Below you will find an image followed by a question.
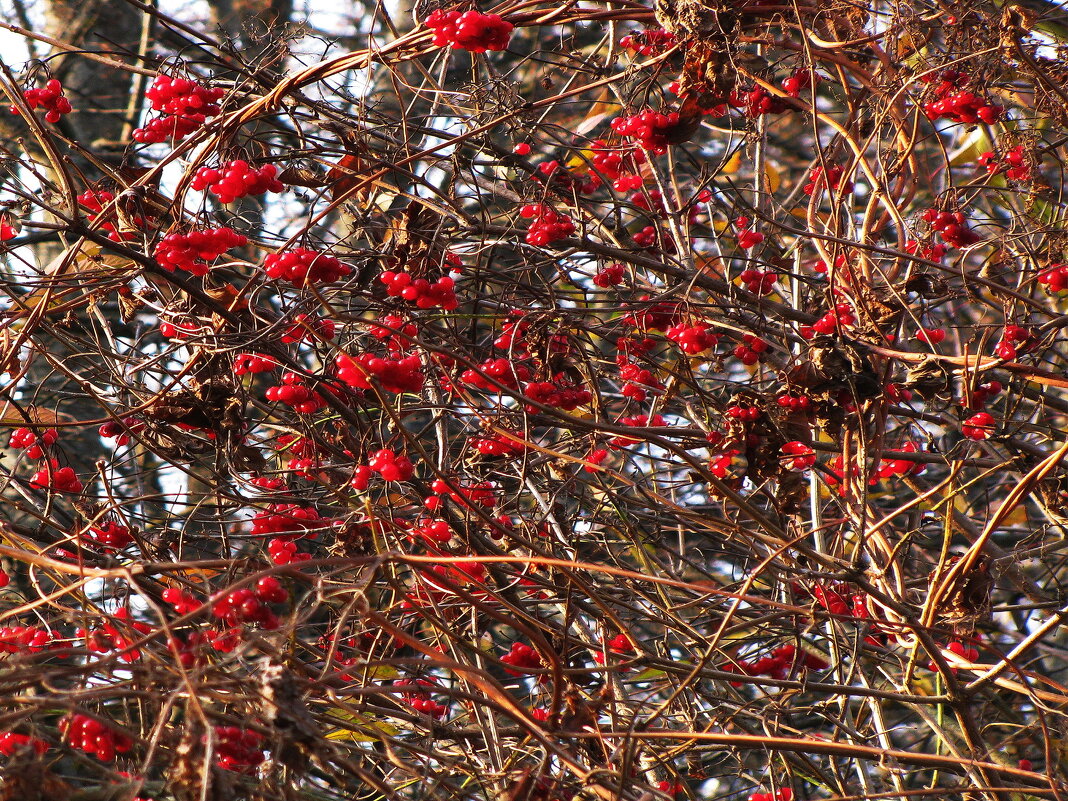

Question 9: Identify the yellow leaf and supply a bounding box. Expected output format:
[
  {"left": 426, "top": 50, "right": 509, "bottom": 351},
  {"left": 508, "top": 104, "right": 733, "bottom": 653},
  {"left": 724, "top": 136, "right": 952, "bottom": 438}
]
[
  {"left": 324, "top": 708, "right": 400, "bottom": 743},
  {"left": 722, "top": 151, "right": 743, "bottom": 174},
  {"left": 765, "top": 163, "right": 781, "bottom": 193}
]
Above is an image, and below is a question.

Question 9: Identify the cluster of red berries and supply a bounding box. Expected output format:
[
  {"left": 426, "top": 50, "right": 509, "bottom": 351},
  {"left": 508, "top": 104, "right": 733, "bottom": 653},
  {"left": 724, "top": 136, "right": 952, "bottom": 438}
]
[
  {"left": 253, "top": 504, "right": 323, "bottom": 565},
  {"left": 368, "top": 449, "right": 415, "bottom": 482},
  {"left": 749, "top": 789, "right": 793, "bottom": 801},
  {"left": 619, "top": 28, "right": 677, "bottom": 56},
  {"left": 979, "top": 145, "right": 1031, "bottom": 181},
  {"left": 666, "top": 322, "right": 720, "bottom": 355},
  {"left": 412, "top": 519, "right": 452, "bottom": 544},
  {"left": 611, "top": 413, "right": 666, "bottom": 447},
  {"left": 61, "top": 714, "right": 133, "bottom": 762},
  {"left": 212, "top": 578, "right": 287, "bottom": 630},
  {"left": 587, "top": 139, "right": 646, "bottom": 183},
  {"left": 161, "top": 587, "right": 202, "bottom": 615},
  {"left": 739, "top": 268, "right": 777, "bottom": 295},
  {"left": 468, "top": 430, "right": 529, "bottom": 457},
  {"left": 9, "top": 427, "right": 57, "bottom": 459},
  {"left": 213, "top": 726, "right": 266, "bottom": 773},
  {"left": 922, "top": 208, "right": 979, "bottom": 248},
  {"left": 875, "top": 442, "right": 925, "bottom": 480},
  {"left": 282, "top": 313, "right": 335, "bottom": 344},
  {"left": 801, "top": 303, "right": 855, "bottom": 338},
  {"left": 731, "top": 86, "right": 790, "bottom": 117},
  {"left": 77, "top": 189, "right": 148, "bottom": 242},
  {"left": 535, "top": 159, "right": 599, "bottom": 194},
  {"left": 263, "top": 247, "right": 350, "bottom": 286},
  {"left": 0, "top": 733, "right": 48, "bottom": 757},
  {"left": 1038, "top": 263, "right": 1068, "bottom": 294},
  {"left": 733, "top": 334, "right": 769, "bottom": 365},
  {"left": 995, "top": 324, "right": 1033, "bottom": 360},
  {"left": 337, "top": 352, "right": 424, "bottom": 393},
  {"left": 735, "top": 216, "right": 764, "bottom": 250},
  {"left": 962, "top": 412, "right": 996, "bottom": 440},
  {"left": 0, "top": 625, "right": 56, "bottom": 653},
  {"left": 593, "top": 633, "right": 635, "bottom": 665},
  {"left": 782, "top": 68, "right": 814, "bottom": 97},
  {"left": 777, "top": 392, "right": 812, "bottom": 413},
  {"left": 610, "top": 110, "right": 681, "bottom": 154},
  {"left": 779, "top": 441, "right": 816, "bottom": 470},
  {"left": 191, "top": 160, "right": 284, "bottom": 204},
  {"left": 501, "top": 641, "right": 543, "bottom": 675},
  {"left": 370, "top": 314, "right": 418, "bottom": 352},
  {"left": 619, "top": 361, "right": 662, "bottom": 401},
  {"left": 725, "top": 403, "right": 763, "bottom": 423},
  {"left": 803, "top": 164, "right": 852, "bottom": 195},
  {"left": 30, "top": 460, "right": 82, "bottom": 493},
  {"left": 915, "top": 326, "right": 946, "bottom": 345},
  {"left": 233, "top": 352, "right": 279, "bottom": 375},
  {"left": 395, "top": 679, "right": 448, "bottom": 718},
  {"left": 459, "top": 357, "right": 531, "bottom": 391},
  {"left": 524, "top": 380, "right": 591, "bottom": 411},
  {"left": 11, "top": 79, "right": 72, "bottom": 123},
  {"left": 133, "top": 75, "right": 225, "bottom": 143},
  {"left": 969, "top": 379, "right": 1003, "bottom": 408},
  {"left": 593, "top": 263, "right": 625, "bottom": 287},
  {"left": 425, "top": 478, "right": 497, "bottom": 511},
  {"left": 80, "top": 607, "right": 152, "bottom": 663},
  {"left": 154, "top": 227, "right": 247, "bottom": 275},
  {"left": 724, "top": 644, "right": 826, "bottom": 686},
  {"left": 265, "top": 372, "right": 330, "bottom": 414},
  {"left": 81, "top": 521, "right": 134, "bottom": 550},
  {"left": 380, "top": 270, "right": 458, "bottom": 310},
  {"left": 921, "top": 69, "right": 1002, "bottom": 124},
  {"left": 425, "top": 9, "right": 513, "bottom": 52},
  {"left": 519, "top": 204, "right": 576, "bottom": 246}
]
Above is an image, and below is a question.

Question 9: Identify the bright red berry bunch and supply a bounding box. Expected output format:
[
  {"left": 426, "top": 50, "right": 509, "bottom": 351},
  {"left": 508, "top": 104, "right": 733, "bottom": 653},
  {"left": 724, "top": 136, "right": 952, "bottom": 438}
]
[
  {"left": 191, "top": 160, "right": 284, "bottom": 204},
  {"left": 0, "top": 733, "right": 48, "bottom": 756},
  {"left": 380, "top": 270, "right": 459, "bottom": 310},
  {"left": 619, "top": 28, "right": 678, "bottom": 56},
  {"left": 519, "top": 204, "right": 576, "bottom": 246},
  {"left": 265, "top": 372, "right": 330, "bottom": 413},
  {"left": 523, "top": 380, "right": 591, "bottom": 411},
  {"left": 263, "top": 247, "right": 351, "bottom": 286},
  {"left": 962, "top": 412, "right": 996, "bottom": 440},
  {"left": 77, "top": 189, "right": 149, "bottom": 242},
  {"left": 921, "top": 69, "right": 1002, "bottom": 124},
  {"left": 874, "top": 442, "right": 925, "bottom": 480},
  {"left": 995, "top": 324, "right": 1033, "bottom": 360},
  {"left": 133, "top": 75, "right": 225, "bottom": 143},
  {"left": 281, "top": 313, "right": 336, "bottom": 343},
  {"left": 61, "top": 714, "right": 133, "bottom": 762},
  {"left": 30, "top": 459, "right": 82, "bottom": 493},
  {"left": 593, "top": 263, "right": 625, "bottom": 287},
  {"left": 1038, "top": 263, "right": 1068, "bottom": 294},
  {"left": 337, "top": 352, "right": 424, "bottom": 393},
  {"left": 725, "top": 644, "right": 826, "bottom": 685},
  {"left": 233, "top": 352, "right": 280, "bottom": 375},
  {"left": 211, "top": 580, "right": 287, "bottom": 630},
  {"left": 733, "top": 334, "right": 769, "bottom": 365},
  {"left": 9, "top": 427, "right": 57, "bottom": 459},
  {"left": 425, "top": 9, "right": 513, "bottom": 52},
  {"left": 468, "top": 430, "right": 529, "bottom": 457},
  {"left": 922, "top": 208, "right": 979, "bottom": 247},
  {"left": 610, "top": 110, "right": 681, "bottom": 154},
  {"left": 213, "top": 726, "right": 266, "bottom": 773},
  {"left": 154, "top": 227, "right": 247, "bottom": 275},
  {"left": 801, "top": 303, "right": 855, "bottom": 338},
  {"left": 735, "top": 216, "right": 765, "bottom": 250},
  {"left": 969, "top": 379, "right": 1003, "bottom": 408},
  {"left": 666, "top": 322, "right": 720, "bottom": 355},
  {"left": 459, "top": 357, "right": 531, "bottom": 391},
  {"left": 395, "top": 679, "right": 449, "bottom": 718},
  {"left": 161, "top": 587, "right": 202, "bottom": 614},
  {"left": 749, "top": 789, "right": 793, "bottom": 801},
  {"left": 11, "top": 79, "right": 72, "bottom": 123},
  {"left": 915, "top": 326, "right": 946, "bottom": 344},
  {"left": 731, "top": 86, "right": 790, "bottom": 117},
  {"left": 81, "top": 521, "right": 134, "bottom": 550},
  {"left": 803, "top": 163, "right": 852, "bottom": 195},
  {"left": 738, "top": 268, "right": 777, "bottom": 295},
  {"left": 368, "top": 448, "right": 415, "bottom": 481},
  {"left": 979, "top": 145, "right": 1031, "bottom": 181},
  {"left": 619, "top": 361, "right": 662, "bottom": 401},
  {"left": 780, "top": 441, "right": 816, "bottom": 470},
  {"left": 501, "top": 641, "right": 544, "bottom": 676},
  {"left": 0, "top": 625, "right": 56, "bottom": 653}
]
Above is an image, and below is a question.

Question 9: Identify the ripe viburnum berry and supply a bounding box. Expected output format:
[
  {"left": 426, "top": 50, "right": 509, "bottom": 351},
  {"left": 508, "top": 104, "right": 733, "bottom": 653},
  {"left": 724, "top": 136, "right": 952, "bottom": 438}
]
[
  {"left": 962, "top": 412, "right": 995, "bottom": 440},
  {"left": 191, "top": 160, "right": 284, "bottom": 204},
  {"left": 780, "top": 441, "right": 816, "bottom": 470},
  {"left": 426, "top": 9, "right": 513, "bottom": 53},
  {"left": 10, "top": 79, "right": 72, "bottom": 123},
  {"left": 519, "top": 203, "right": 575, "bottom": 246},
  {"left": 263, "top": 247, "right": 351, "bottom": 287},
  {"left": 134, "top": 75, "right": 225, "bottom": 143},
  {"left": 154, "top": 227, "right": 247, "bottom": 275},
  {"left": 337, "top": 352, "right": 424, "bottom": 393},
  {"left": 30, "top": 459, "right": 83, "bottom": 493},
  {"left": 9, "top": 427, "right": 57, "bottom": 459}
]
